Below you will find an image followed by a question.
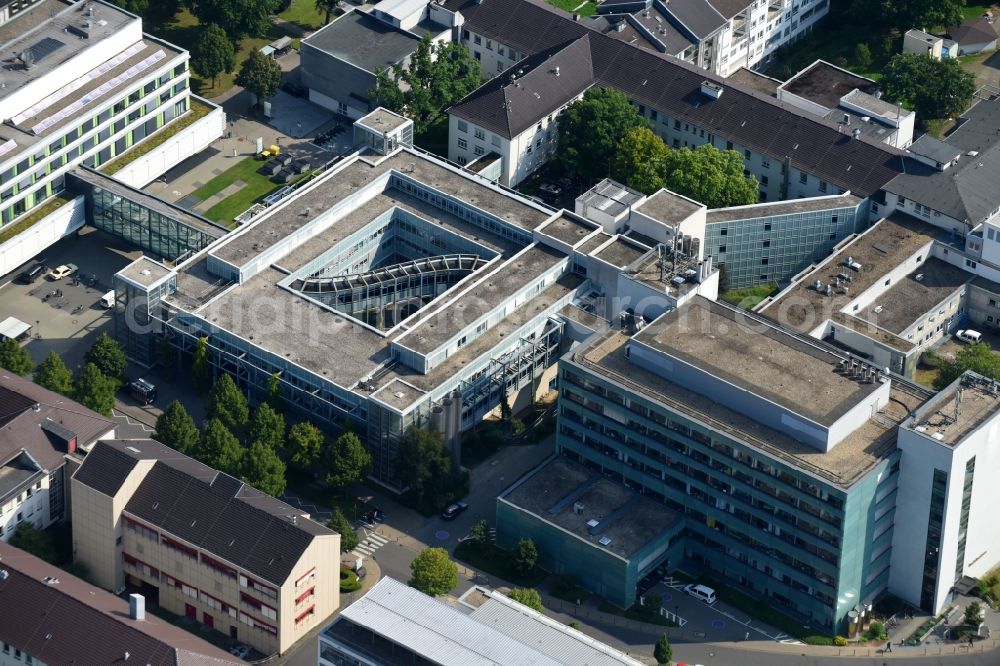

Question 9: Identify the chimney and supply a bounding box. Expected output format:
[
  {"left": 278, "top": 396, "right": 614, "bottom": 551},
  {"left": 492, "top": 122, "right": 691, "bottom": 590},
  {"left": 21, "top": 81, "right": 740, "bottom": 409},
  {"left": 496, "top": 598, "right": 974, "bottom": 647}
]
[
  {"left": 554, "top": 65, "right": 560, "bottom": 76},
  {"left": 700, "top": 80, "right": 723, "bottom": 99},
  {"left": 129, "top": 594, "right": 145, "bottom": 621}
]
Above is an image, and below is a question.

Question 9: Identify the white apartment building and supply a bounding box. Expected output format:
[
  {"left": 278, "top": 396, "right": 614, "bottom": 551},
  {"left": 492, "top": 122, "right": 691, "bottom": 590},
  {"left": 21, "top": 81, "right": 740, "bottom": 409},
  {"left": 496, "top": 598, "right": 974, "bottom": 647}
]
[
  {"left": 0, "top": 0, "right": 223, "bottom": 277},
  {"left": 0, "top": 372, "right": 115, "bottom": 542}
]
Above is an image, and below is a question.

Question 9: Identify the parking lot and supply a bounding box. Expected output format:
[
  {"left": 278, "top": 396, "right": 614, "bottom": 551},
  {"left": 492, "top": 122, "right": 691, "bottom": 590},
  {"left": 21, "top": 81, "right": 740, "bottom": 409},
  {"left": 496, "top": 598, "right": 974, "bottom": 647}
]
[
  {"left": 1, "top": 227, "right": 141, "bottom": 371},
  {"left": 642, "top": 580, "right": 794, "bottom": 644}
]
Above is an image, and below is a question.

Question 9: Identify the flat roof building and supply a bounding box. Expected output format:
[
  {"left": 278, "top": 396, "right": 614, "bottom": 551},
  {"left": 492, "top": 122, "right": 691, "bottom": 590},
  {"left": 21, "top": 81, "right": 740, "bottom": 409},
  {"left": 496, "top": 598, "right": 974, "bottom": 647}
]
[
  {"left": 0, "top": 0, "right": 223, "bottom": 277},
  {"left": 318, "top": 576, "right": 645, "bottom": 666}
]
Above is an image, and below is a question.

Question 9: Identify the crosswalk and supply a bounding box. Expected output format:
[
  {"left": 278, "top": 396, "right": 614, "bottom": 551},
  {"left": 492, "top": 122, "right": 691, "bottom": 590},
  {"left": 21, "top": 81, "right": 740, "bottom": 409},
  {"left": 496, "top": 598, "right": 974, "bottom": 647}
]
[{"left": 352, "top": 530, "right": 389, "bottom": 560}]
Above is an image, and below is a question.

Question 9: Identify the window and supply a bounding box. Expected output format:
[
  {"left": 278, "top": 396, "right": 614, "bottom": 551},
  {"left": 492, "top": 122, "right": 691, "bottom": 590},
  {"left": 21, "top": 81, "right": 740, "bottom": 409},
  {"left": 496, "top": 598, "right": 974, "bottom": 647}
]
[
  {"left": 474, "top": 145, "right": 485, "bottom": 156},
  {"left": 762, "top": 240, "right": 770, "bottom": 248},
  {"left": 761, "top": 258, "right": 769, "bottom": 265},
  {"left": 474, "top": 128, "right": 485, "bottom": 140},
  {"left": 744, "top": 149, "right": 751, "bottom": 160},
  {"left": 457, "top": 120, "right": 468, "bottom": 133},
  {"left": 674, "top": 120, "right": 682, "bottom": 130},
  {"left": 726, "top": 141, "right": 733, "bottom": 150},
  {"left": 764, "top": 223, "right": 771, "bottom": 231},
  {"left": 457, "top": 138, "right": 467, "bottom": 150},
  {"left": 492, "top": 135, "right": 501, "bottom": 147},
  {"left": 799, "top": 172, "right": 808, "bottom": 185},
  {"left": 719, "top": 245, "right": 726, "bottom": 253},
  {"left": 761, "top": 157, "right": 770, "bottom": 168},
  {"left": 473, "top": 35, "right": 481, "bottom": 45},
  {"left": 720, "top": 228, "right": 728, "bottom": 236}
]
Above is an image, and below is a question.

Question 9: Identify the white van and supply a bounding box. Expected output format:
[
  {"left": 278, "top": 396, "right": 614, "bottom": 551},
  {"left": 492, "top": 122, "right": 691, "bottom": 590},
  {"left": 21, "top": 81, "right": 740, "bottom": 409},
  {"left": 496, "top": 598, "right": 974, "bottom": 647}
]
[
  {"left": 956, "top": 329, "right": 982, "bottom": 343},
  {"left": 100, "top": 290, "right": 116, "bottom": 308},
  {"left": 684, "top": 584, "right": 717, "bottom": 604}
]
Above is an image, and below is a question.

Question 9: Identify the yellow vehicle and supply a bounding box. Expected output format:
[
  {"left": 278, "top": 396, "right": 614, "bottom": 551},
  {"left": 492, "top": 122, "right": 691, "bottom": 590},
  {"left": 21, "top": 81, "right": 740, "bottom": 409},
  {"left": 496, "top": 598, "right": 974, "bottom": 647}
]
[{"left": 258, "top": 144, "right": 280, "bottom": 159}]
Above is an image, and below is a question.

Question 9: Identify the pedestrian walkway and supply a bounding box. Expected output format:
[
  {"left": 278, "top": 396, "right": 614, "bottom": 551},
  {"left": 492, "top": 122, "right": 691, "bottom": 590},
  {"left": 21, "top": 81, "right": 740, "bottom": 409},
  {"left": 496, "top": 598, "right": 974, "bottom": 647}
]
[{"left": 352, "top": 529, "right": 389, "bottom": 560}]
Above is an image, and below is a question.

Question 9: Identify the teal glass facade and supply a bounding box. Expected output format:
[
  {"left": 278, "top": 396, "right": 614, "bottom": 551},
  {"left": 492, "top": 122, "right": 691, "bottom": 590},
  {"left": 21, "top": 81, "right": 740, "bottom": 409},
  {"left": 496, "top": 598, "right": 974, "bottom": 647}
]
[
  {"left": 552, "top": 360, "right": 897, "bottom": 631},
  {"left": 704, "top": 202, "right": 864, "bottom": 289}
]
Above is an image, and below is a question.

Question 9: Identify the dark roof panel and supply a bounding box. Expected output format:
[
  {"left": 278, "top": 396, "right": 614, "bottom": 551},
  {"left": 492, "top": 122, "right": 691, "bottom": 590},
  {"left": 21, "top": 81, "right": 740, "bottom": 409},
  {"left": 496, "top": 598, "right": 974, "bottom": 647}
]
[
  {"left": 71, "top": 443, "right": 138, "bottom": 496},
  {"left": 442, "top": 0, "right": 905, "bottom": 197}
]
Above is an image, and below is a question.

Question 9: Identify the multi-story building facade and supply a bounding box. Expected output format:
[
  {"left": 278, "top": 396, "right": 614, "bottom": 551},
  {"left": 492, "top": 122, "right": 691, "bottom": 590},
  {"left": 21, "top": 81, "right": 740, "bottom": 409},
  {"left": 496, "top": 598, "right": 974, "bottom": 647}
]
[
  {"left": 537, "top": 296, "right": 926, "bottom": 630},
  {"left": 0, "top": 540, "right": 242, "bottom": 665},
  {"left": 446, "top": 0, "right": 903, "bottom": 201},
  {"left": 0, "top": 0, "right": 223, "bottom": 276},
  {"left": 0, "top": 371, "right": 115, "bottom": 542},
  {"left": 592, "top": 0, "right": 830, "bottom": 77},
  {"left": 71, "top": 439, "right": 340, "bottom": 656}
]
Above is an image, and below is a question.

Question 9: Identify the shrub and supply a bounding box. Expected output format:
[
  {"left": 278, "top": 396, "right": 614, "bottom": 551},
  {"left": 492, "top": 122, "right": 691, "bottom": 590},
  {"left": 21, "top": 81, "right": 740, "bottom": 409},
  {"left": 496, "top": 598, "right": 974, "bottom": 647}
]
[
  {"left": 864, "top": 620, "right": 888, "bottom": 641},
  {"left": 834, "top": 635, "right": 848, "bottom": 646}
]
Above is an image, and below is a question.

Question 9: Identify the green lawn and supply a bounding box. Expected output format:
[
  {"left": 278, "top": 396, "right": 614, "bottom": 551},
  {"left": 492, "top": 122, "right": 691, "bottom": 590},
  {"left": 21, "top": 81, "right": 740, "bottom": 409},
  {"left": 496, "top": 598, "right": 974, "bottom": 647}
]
[
  {"left": 278, "top": 0, "right": 329, "bottom": 31},
  {"left": 144, "top": 8, "right": 296, "bottom": 97},
  {"left": 190, "top": 156, "right": 306, "bottom": 227},
  {"left": 454, "top": 541, "right": 548, "bottom": 588},
  {"left": 720, "top": 282, "right": 779, "bottom": 310},
  {"left": 546, "top": 0, "right": 598, "bottom": 16}
]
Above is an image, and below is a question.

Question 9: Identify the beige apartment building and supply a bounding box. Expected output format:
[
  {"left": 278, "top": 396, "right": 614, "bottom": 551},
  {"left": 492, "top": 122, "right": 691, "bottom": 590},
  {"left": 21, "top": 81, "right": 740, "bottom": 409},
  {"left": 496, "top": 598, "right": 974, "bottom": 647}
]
[{"left": 71, "top": 439, "right": 340, "bottom": 656}]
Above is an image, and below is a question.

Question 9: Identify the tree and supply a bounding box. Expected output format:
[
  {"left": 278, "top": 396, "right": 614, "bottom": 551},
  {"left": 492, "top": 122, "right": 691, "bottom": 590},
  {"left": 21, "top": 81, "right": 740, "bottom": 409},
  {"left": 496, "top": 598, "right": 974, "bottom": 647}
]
[
  {"left": 315, "top": 0, "right": 341, "bottom": 25},
  {"left": 658, "top": 144, "right": 759, "bottom": 208},
  {"left": 108, "top": 0, "right": 149, "bottom": 14},
  {"left": 192, "top": 336, "right": 211, "bottom": 394},
  {"left": 409, "top": 547, "right": 457, "bottom": 596},
  {"left": 154, "top": 400, "right": 200, "bottom": 455},
  {"left": 395, "top": 428, "right": 467, "bottom": 510},
  {"left": 965, "top": 600, "right": 984, "bottom": 627},
  {"left": 73, "top": 363, "right": 117, "bottom": 416},
  {"left": 323, "top": 431, "right": 372, "bottom": 489},
  {"left": 469, "top": 519, "right": 491, "bottom": 550},
  {"left": 0, "top": 338, "right": 33, "bottom": 376},
  {"left": 327, "top": 506, "right": 359, "bottom": 553},
  {"left": 614, "top": 126, "right": 669, "bottom": 187},
  {"left": 190, "top": 23, "right": 235, "bottom": 88},
  {"left": 287, "top": 421, "right": 324, "bottom": 469},
  {"left": 84, "top": 332, "right": 127, "bottom": 382},
  {"left": 654, "top": 633, "right": 672, "bottom": 665},
  {"left": 266, "top": 372, "right": 283, "bottom": 412},
  {"left": 192, "top": 0, "right": 278, "bottom": 41},
  {"left": 850, "top": 0, "right": 965, "bottom": 32},
  {"left": 934, "top": 342, "right": 1000, "bottom": 388},
  {"left": 508, "top": 587, "right": 544, "bottom": 612},
  {"left": 197, "top": 418, "right": 245, "bottom": 475},
  {"left": 207, "top": 374, "right": 249, "bottom": 429},
  {"left": 554, "top": 87, "right": 648, "bottom": 185},
  {"left": 881, "top": 54, "right": 975, "bottom": 121},
  {"left": 242, "top": 440, "right": 287, "bottom": 496},
  {"left": 235, "top": 49, "right": 282, "bottom": 101},
  {"left": 33, "top": 352, "right": 73, "bottom": 395},
  {"left": 9, "top": 523, "right": 57, "bottom": 563},
  {"left": 370, "top": 66, "right": 406, "bottom": 112},
  {"left": 249, "top": 403, "right": 286, "bottom": 453},
  {"left": 514, "top": 537, "right": 538, "bottom": 574},
  {"left": 366, "top": 37, "right": 482, "bottom": 133},
  {"left": 854, "top": 43, "right": 872, "bottom": 70}
]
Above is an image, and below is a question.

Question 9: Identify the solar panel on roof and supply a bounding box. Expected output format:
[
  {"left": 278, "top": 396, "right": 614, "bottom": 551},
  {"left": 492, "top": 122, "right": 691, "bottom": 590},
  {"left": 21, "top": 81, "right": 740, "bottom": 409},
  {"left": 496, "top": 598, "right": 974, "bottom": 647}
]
[{"left": 29, "top": 37, "right": 65, "bottom": 63}]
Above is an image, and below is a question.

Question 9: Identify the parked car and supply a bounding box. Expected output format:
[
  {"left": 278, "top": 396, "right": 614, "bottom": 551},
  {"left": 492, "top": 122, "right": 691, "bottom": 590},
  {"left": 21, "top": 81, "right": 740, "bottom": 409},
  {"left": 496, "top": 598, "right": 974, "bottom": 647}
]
[
  {"left": 127, "top": 378, "right": 157, "bottom": 405},
  {"left": 15, "top": 263, "right": 47, "bottom": 284},
  {"left": 539, "top": 183, "right": 563, "bottom": 197},
  {"left": 683, "top": 583, "right": 717, "bottom": 604},
  {"left": 228, "top": 644, "right": 250, "bottom": 659},
  {"left": 956, "top": 329, "right": 983, "bottom": 343},
  {"left": 440, "top": 501, "right": 468, "bottom": 521},
  {"left": 48, "top": 263, "right": 78, "bottom": 280},
  {"left": 100, "top": 290, "right": 116, "bottom": 308}
]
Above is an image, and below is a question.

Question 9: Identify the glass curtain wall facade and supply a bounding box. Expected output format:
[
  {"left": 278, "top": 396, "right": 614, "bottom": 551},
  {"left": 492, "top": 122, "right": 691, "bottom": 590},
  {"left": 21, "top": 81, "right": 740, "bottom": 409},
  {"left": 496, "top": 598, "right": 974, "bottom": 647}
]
[
  {"left": 954, "top": 457, "right": 976, "bottom": 581},
  {"left": 89, "top": 184, "right": 217, "bottom": 261},
  {"left": 920, "top": 469, "right": 948, "bottom": 610},
  {"left": 704, "top": 204, "right": 862, "bottom": 289},
  {"left": 556, "top": 361, "right": 894, "bottom": 631}
]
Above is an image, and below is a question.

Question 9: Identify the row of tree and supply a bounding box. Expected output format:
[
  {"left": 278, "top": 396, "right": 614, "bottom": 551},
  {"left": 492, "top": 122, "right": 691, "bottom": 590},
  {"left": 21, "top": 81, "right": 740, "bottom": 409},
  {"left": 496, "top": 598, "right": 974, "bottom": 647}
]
[
  {"left": 0, "top": 332, "right": 128, "bottom": 417},
  {"left": 849, "top": 0, "right": 966, "bottom": 33},
  {"left": 554, "top": 88, "right": 759, "bottom": 207}
]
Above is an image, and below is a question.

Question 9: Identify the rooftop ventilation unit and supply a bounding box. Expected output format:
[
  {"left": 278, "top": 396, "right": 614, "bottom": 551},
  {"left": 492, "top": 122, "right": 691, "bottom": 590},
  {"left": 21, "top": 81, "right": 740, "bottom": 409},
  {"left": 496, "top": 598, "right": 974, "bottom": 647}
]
[
  {"left": 915, "top": 273, "right": 924, "bottom": 281},
  {"left": 700, "top": 80, "right": 723, "bottom": 99},
  {"left": 586, "top": 518, "right": 600, "bottom": 528},
  {"left": 852, "top": 128, "right": 861, "bottom": 140},
  {"left": 599, "top": 536, "right": 612, "bottom": 546},
  {"left": 573, "top": 501, "right": 585, "bottom": 515}
]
